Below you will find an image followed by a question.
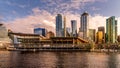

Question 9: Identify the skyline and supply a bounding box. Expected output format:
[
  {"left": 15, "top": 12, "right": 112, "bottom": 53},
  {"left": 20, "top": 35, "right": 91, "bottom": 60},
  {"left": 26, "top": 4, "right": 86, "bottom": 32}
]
[{"left": 0, "top": 0, "right": 120, "bottom": 34}]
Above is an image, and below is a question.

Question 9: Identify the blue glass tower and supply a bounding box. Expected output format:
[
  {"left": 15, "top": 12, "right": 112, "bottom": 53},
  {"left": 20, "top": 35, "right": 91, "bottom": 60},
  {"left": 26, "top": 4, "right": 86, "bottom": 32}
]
[
  {"left": 80, "top": 12, "right": 89, "bottom": 39},
  {"left": 34, "top": 28, "right": 47, "bottom": 37},
  {"left": 56, "top": 14, "right": 63, "bottom": 37}
]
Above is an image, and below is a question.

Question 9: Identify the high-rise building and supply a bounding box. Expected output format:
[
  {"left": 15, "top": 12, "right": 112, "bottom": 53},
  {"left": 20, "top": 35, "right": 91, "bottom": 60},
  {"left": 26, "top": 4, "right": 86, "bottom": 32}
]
[
  {"left": 71, "top": 20, "right": 77, "bottom": 37},
  {"left": 80, "top": 11, "right": 89, "bottom": 39},
  {"left": 96, "top": 31, "right": 103, "bottom": 43},
  {"left": 106, "top": 16, "right": 117, "bottom": 43},
  {"left": 98, "top": 26, "right": 105, "bottom": 43},
  {"left": 34, "top": 28, "right": 47, "bottom": 37},
  {"left": 63, "top": 16, "right": 66, "bottom": 37},
  {"left": 56, "top": 14, "right": 63, "bottom": 37},
  {"left": 89, "top": 29, "right": 96, "bottom": 42}
]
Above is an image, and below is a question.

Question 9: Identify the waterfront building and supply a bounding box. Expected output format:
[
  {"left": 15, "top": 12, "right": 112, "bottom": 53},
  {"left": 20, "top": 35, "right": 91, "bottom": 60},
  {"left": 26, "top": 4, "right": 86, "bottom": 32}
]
[
  {"left": 89, "top": 29, "right": 96, "bottom": 42},
  {"left": 51, "top": 37, "right": 88, "bottom": 45},
  {"left": 34, "top": 28, "right": 47, "bottom": 37},
  {"left": 46, "top": 31, "right": 55, "bottom": 39},
  {"left": 96, "top": 31, "right": 103, "bottom": 43},
  {"left": 71, "top": 20, "right": 77, "bottom": 37},
  {"left": 106, "top": 16, "right": 117, "bottom": 43},
  {"left": 80, "top": 11, "right": 89, "bottom": 40},
  {"left": 56, "top": 14, "right": 63, "bottom": 37},
  {"left": 9, "top": 32, "right": 89, "bottom": 48},
  {"left": 98, "top": 26, "right": 105, "bottom": 43},
  {"left": 9, "top": 33, "right": 42, "bottom": 46}
]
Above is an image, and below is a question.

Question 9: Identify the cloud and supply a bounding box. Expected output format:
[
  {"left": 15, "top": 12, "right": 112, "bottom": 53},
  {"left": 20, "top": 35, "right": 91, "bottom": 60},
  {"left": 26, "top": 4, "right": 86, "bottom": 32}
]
[
  {"left": 4, "top": 8, "right": 55, "bottom": 33},
  {"left": 12, "top": 11, "right": 17, "bottom": 14},
  {"left": 0, "top": 16, "right": 3, "bottom": 19},
  {"left": 41, "top": 0, "right": 107, "bottom": 14},
  {"left": 91, "top": 7, "right": 100, "bottom": 11},
  {"left": 4, "top": 7, "right": 120, "bottom": 35},
  {"left": 0, "top": 16, "right": 3, "bottom": 21},
  {"left": 3, "top": 8, "right": 101, "bottom": 33},
  {"left": 18, "top": 5, "right": 27, "bottom": 8},
  {"left": 4, "top": 0, "right": 115, "bottom": 35},
  {"left": 89, "top": 14, "right": 107, "bottom": 30},
  {"left": 5, "top": 1, "right": 13, "bottom": 6}
]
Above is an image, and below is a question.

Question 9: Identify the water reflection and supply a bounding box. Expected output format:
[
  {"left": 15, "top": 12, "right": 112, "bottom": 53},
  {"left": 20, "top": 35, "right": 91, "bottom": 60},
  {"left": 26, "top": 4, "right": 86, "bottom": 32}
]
[
  {"left": 0, "top": 51, "right": 120, "bottom": 68},
  {"left": 108, "top": 53, "right": 117, "bottom": 68}
]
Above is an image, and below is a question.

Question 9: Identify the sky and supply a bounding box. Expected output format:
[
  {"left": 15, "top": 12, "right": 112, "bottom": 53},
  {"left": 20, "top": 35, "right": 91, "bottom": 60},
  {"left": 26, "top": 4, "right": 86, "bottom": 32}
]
[{"left": 0, "top": 0, "right": 120, "bottom": 34}]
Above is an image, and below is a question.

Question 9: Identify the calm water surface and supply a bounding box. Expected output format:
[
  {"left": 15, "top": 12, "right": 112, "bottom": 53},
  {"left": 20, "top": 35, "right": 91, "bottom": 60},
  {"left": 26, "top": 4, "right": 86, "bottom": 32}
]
[{"left": 0, "top": 51, "right": 120, "bottom": 68}]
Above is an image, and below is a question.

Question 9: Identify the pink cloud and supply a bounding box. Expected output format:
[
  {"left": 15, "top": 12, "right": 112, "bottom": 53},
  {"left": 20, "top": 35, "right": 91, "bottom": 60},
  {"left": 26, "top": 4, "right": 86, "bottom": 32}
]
[
  {"left": 4, "top": 9, "right": 120, "bottom": 35},
  {"left": 4, "top": 8, "right": 55, "bottom": 33}
]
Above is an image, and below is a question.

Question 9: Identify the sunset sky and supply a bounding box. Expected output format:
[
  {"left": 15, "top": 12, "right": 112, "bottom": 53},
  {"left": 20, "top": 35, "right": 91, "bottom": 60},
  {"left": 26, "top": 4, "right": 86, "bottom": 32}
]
[{"left": 0, "top": 0, "right": 120, "bottom": 34}]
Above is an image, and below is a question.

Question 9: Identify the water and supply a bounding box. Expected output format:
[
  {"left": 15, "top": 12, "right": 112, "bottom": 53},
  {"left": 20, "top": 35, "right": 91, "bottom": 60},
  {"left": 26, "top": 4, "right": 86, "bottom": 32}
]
[{"left": 0, "top": 51, "right": 120, "bottom": 68}]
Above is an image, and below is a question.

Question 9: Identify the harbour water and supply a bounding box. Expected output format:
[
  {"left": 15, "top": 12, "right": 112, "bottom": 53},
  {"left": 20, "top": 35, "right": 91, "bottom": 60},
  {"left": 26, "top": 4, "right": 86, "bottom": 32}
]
[{"left": 0, "top": 51, "right": 120, "bottom": 68}]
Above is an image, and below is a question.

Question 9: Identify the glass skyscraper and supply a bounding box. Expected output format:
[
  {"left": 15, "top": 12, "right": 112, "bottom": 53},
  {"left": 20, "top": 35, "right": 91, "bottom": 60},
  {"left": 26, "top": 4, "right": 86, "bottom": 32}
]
[
  {"left": 80, "top": 12, "right": 89, "bottom": 39},
  {"left": 71, "top": 20, "right": 77, "bottom": 37},
  {"left": 98, "top": 26, "right": 105, "bottom": 43},
  {"left": 34, "top": 28, "right": 47, "bottom": 37},
  {"left": 56, "top": 14, "right": 63, "bottom": 37},
  {"left": 106, "top": 16, "right": 117, "bottom": 43}
]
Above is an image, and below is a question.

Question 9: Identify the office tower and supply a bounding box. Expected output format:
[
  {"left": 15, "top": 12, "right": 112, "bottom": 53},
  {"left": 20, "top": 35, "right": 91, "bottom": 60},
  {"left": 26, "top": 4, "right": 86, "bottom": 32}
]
[
  {"left": 106, "top": 16, "right": 117, "bottom": 43},
  {"left": 98, "top": 26, "right": 105, "bottom": 43},
  {"left": 96, "top": 31, "right": 103, "bottom": 43},
  {"left": 89, "top": 29, "right": 96, "bottom": 42},
  {"left": 80, "top": 11, "right": 89, "bottom": 39},
  {"left": 34, "top": 28, "right": 47, "bottom": 37},
  {"left": 63, "top": 16, "right": 66, "bottom": 37},
  {"left": 71, "top": 20, "right": 77, "bottom": 37},
  {"left": 56, "top": 14, "right": 63, "bottom": 37},
  {"left": 66, "top": 27, "right": 71, "bottom": 37}
]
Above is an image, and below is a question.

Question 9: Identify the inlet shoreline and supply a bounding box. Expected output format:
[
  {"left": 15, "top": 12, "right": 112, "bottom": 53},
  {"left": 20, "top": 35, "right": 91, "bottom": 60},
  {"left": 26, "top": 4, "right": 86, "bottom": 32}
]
[{"left": 1, "top": 48, "right": 120, "bottom": 53}]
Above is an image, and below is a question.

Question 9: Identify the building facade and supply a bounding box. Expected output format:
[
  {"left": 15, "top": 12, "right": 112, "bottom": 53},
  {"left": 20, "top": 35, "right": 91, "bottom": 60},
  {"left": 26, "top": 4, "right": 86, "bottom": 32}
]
[
  {"left": 34, "top": 28, "right": 47, "bottom": 37},
  {"left": 96, "top": 31, "right": 103, "bottom": 43},
  {"left": 56, "top": 14, "right": 63, "bottom": 37},
  {"left": 71, "top": 20, "right": 77, "bottom": 37},
  {"left": 66, "top": 27, "right": 71, "bottom": 37},
  {"left": 9, "top": 33, "right": 42, "bottom": 46},
  {"left": 89, "top": 29, "right": 96, "bottom": 42},
  {"left": 63, "top": 16, "right": 66, "bottom": 37},
  {"left": 106, "top": 16, "right": 117, "bottom": 43},
  {"left": 98, "top": 26, "right": 105, "bottom": 43},
  {"left": 80, "top": 12, "right": 89, "bottom": 40},
  {"left": 46, "top": 31, "right": 55, "bottom": 39}
]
